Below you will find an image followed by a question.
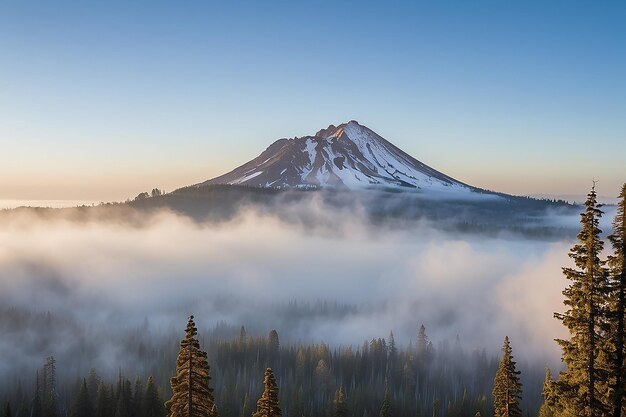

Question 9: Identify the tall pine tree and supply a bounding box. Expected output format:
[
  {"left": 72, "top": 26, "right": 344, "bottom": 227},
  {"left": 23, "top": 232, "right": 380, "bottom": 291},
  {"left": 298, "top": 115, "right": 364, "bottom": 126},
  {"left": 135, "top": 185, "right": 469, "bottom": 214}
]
[
  {"left": 166, "top": 316, "right": 217, "bottom": 417},
  {"left": 554, "top": 186, "right": 610, "bottom": 416},
  {"left": 492, "top": 336, "right": 522, "bottom": 417},
  {"left": 608, "top": 183, "right": 626, "bottom": 417},
  {"left": 333, "top": 387, "right": 348, "bottom": 417},
  {"left": 142, "top": 376, "right": 166, "bottom": 417},
  {"left": 379, "top": 388, "right": 392, "bottom": 417},
  {"left": 538, "top": 369, "right": 555, "bottom": 417},
  {"left": 252, "top": 368, "right": 281, "bottom": 417},
  {"left": 70, "top": 379, "right": 94, "bottom": 417}
]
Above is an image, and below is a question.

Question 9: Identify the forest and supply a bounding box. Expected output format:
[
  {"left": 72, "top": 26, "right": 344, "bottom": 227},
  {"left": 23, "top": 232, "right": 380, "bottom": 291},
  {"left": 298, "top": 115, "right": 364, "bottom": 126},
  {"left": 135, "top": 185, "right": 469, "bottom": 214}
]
[{"left": 1, "top": 184, "right": 624, "bottom": 417}]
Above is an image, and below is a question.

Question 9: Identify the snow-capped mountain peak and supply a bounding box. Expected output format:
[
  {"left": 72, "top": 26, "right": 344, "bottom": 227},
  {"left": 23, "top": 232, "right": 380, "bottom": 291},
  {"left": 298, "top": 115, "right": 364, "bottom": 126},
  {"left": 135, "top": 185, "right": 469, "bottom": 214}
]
[{"left": 198, "top": 121, "right": 473, "bottom": 192}]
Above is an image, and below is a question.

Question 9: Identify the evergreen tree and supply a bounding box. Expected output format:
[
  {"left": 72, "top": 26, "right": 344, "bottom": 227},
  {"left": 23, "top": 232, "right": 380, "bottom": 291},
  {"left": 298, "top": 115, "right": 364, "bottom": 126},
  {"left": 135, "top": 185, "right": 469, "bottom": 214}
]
[
  {"left": 4, "top": 402, "right": 11, "bottom": 417},
  {"left": 142, "top": 376, "right": 166, "bottom": 417},
  {"left": 42, "top": 357, "right": 60, "bottom": 417},
  {"left": 114, "top": 378, "right": 132, "bottom": 417},
  {"left": 492, "top": 337, "right": 522, "bottom": 417},
  {"left": 333, "top": 387, "right": 348, "bottom": 417},
  {"left": 42, "top": 393, "right": 59, "bottom": 417},
  {"left": 133, "top": 377, "right": 143, "bottom": 417},
  {"left": 417, "top": 325, "right": 428, "bottom": 358},
  {"left": 95, "top": 383, "right": 114, "bottom": 417},
  {"left": 70, "top": 379, "right": 94, "bottom": 417},
  {"left": 253, "top": 368, "right": 281, "bottom": 417},
  {"left": 379, "top": 389, "right": 391, "bottom": 417},
  {"left": 554, "top": 186, "right": 610, "bottom": 416},
  {"left": 608, "top": 183, "right": 626, "bottom": 417},
  {"left": 87, "top": 368, "right": 100, "bottom": 401},
  {"left": 268, "top": 330, "right": 280, "bottom": 368},
  {"left": 166, "top": 315, "right": 217, "bottom": 417},
  {"left": 31, "top": 371, "right": 43, "bottom": 417},
  {"left": 537, "top": 369, "right": 555, "bottom": 417},
  {"left": 238, "top": 326, "right": 247, "bottom": 346}
]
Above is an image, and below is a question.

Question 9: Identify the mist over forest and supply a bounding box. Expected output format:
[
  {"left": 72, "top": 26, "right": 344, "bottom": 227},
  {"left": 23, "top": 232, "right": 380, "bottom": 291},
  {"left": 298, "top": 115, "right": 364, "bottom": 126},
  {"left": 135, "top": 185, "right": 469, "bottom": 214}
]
[{"left": 1, "top": 188, "right": 618, "bottom": 416}]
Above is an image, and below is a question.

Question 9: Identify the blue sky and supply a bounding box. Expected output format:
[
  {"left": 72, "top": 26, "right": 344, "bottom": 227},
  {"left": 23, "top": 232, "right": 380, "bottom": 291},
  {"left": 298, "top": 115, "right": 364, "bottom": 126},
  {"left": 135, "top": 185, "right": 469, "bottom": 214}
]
[{"left": 1, "top": 1, "right": 625, "bottom": 200}]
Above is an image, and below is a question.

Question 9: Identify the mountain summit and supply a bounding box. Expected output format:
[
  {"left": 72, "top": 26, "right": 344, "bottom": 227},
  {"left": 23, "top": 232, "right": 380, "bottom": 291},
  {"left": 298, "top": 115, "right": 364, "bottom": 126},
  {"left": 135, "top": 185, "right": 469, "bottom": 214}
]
[{"left": 198, "top": 121, "right": 472, "bottom": 192}]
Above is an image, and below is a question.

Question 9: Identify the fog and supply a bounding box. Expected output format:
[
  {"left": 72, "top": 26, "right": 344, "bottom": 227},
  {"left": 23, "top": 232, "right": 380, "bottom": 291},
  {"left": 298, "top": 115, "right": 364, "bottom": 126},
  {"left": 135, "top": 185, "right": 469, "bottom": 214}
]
[{"left": 0, "top": 196, "right": 616, "bottom": 388}]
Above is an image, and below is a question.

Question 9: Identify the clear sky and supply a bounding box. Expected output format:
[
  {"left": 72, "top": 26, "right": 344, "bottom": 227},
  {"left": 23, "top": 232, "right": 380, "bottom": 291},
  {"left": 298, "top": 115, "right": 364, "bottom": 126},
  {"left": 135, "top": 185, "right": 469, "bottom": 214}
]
[{"left": 1, "top": 1, "right": 625, "bottom": 201}]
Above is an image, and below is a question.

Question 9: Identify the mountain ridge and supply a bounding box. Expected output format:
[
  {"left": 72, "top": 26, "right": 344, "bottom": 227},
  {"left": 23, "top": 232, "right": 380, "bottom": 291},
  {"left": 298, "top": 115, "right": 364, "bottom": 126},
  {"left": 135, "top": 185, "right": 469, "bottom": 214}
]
[{"left": 195, "top": 121, "right": 478, "bottom": 194}]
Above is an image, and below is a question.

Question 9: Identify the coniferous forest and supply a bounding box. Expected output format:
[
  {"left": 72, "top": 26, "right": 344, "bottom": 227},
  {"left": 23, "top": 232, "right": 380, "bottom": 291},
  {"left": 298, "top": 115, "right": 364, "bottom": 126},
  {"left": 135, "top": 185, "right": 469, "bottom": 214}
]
[{"left": 0, "top": 183, "right": 624, "bottom": 417}]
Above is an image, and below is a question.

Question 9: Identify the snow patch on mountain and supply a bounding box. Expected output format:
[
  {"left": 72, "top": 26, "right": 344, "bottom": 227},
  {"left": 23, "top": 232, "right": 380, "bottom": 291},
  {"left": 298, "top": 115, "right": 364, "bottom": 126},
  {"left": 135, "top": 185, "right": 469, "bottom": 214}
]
[{"left": 197, "top": 121, "right": 479, "bottom": 195}]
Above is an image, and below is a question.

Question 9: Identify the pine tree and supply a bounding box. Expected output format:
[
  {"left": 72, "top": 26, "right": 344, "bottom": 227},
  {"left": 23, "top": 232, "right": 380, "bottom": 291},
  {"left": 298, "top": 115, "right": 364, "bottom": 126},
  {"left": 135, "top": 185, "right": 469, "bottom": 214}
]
[
  {"left": 70, "top": 379, "right": 94, "bottom": 417},
  {"left": 114, "top": 378, "right": 132, "bottom": 417},
  {"left": 142, "top": 376, "right": 166, "bottom": 417},
  {"left": 87, "top": 368, "right": 100, "bottom": 401},
  {"left": 492, "top": 337, "right": 522, "bottom": 417},
  {"left": 166, "top": 315, "right": 217, "bottom": 417},
  {"left": 417, "top": 325, "right": 428, "bottom": 358},
  {"left": 379, "top": 389, "right": 392, "bottom": 417},
  {"left": 538, "top": 369, "right": 555, "bottom": 417},
  {"left": 133, "top": 377, "right": 143, "bottom": 417},
  {"left": 31, "top": 371, "right": 43, "bottom": 417},
  {"left": 42, "top": 357, "right": 60, "bottom": 417},
  {"left": 608, "top": 183, "right": 626, "bottom": 417},
  {"left": 95, "top": 383, "right": 114, "bottom": 417},
  {"left": 268, "top": 330, "right": 280, "bottom": 368},
  {"left": 42, "top": 393, "right": 59, "bottom": 417},
  {"left": 554, "top": 186, "right": 610, "bottom": 416},
  {"left": 4, "top": 402, "right": 11, "bottom": 417},
  {"left": 333, "top": 387, "right": 348, "bottom": 417},
  {"left": 253, "top": 368, "right": 281, "bottom": 417},
  {"left": 238, "top": 326, "right": 247, "bottom": 346}
]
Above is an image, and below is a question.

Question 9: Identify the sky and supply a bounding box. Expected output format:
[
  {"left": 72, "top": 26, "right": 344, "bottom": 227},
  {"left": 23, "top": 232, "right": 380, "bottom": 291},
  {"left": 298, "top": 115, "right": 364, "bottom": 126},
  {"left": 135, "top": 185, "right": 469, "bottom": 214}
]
[{"left": 1, "top": 0, "right": 625, "bottom": 202}]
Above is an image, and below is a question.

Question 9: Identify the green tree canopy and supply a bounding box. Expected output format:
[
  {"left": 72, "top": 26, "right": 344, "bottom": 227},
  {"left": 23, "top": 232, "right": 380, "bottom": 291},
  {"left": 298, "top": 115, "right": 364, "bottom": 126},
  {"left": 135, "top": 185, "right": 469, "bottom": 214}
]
[
  {"left": 492, "top": 336, "right": 522, "bottom": 417},
  {"left": 166, "top": 315, "right": 217, "bottom": 417}
]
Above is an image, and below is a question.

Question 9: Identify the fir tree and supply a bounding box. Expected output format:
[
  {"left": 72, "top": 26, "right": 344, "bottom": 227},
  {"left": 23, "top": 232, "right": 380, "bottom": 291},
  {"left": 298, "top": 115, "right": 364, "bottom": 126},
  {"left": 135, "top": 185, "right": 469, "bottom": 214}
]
[
  {"left": 142, "top": 376, "right": 166, "bottom": 417},
  {"left": 268, "top": 330, "right": 280, "bottom": 368},
  {"left": 70, "top": 379, "right": 94, "bottom": 417},
  {"left": 95, "top": 383, "right": 114, "bottom": 417},
  {"left": 417, "top": 325, "right": 428, "bottom": 357},
  {"left": 554, "top": 185, "right": 610, "bottom": 416},
  {"left": 379, "top": 389, "right": 392, "bottom": 417},
  {"left": 492, "top": 336, "right": 522, "bottom": 417},
  {"left": 42, "top": 357, "right": 60, "bottom": 417},
  {"left": 133, "top": 377, "right": 143, "bottom": 417},
  {"left": 114, "top": 378, "right": 132, "bottom": 417},
  {"left": 333, "top": 387, "right": 348, "bottom": 417},
  {"left": 87, "top": 368, "right": 100, "bottom": 401},
  {"left": 608, "top": 183, "right": 626, "bottom": 417},
  {"left": 238, "top": 326, "right": 247, "bottom": 346},
  {"left": 42, "top": 393, "right": 59, "bottom": 417},
  {"left": 537, "top": 369, "right": 555, "bottom": 417},
  {"left": 31, "top": 371, "right": 43, "bottom": 417},
  {"left": 253, "top": 368, "right": 281, "bottom": 417},
  {"left": 166, "top": 315, "right": 217, "bottom": 417}
]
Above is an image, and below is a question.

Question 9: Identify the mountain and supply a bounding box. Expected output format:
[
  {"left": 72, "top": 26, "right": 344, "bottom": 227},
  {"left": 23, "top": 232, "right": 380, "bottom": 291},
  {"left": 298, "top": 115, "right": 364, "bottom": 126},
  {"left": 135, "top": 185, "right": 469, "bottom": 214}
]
[{"left": 196, "top": 121, "right": 476, "bottom": 194}]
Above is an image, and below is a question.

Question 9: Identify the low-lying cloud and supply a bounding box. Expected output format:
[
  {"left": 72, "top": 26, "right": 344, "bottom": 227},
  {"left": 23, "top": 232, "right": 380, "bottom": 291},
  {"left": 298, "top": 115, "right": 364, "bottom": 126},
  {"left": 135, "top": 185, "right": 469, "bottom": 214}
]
[{"left": 0, "top": 199, "right": 586, "bottom": 386}]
